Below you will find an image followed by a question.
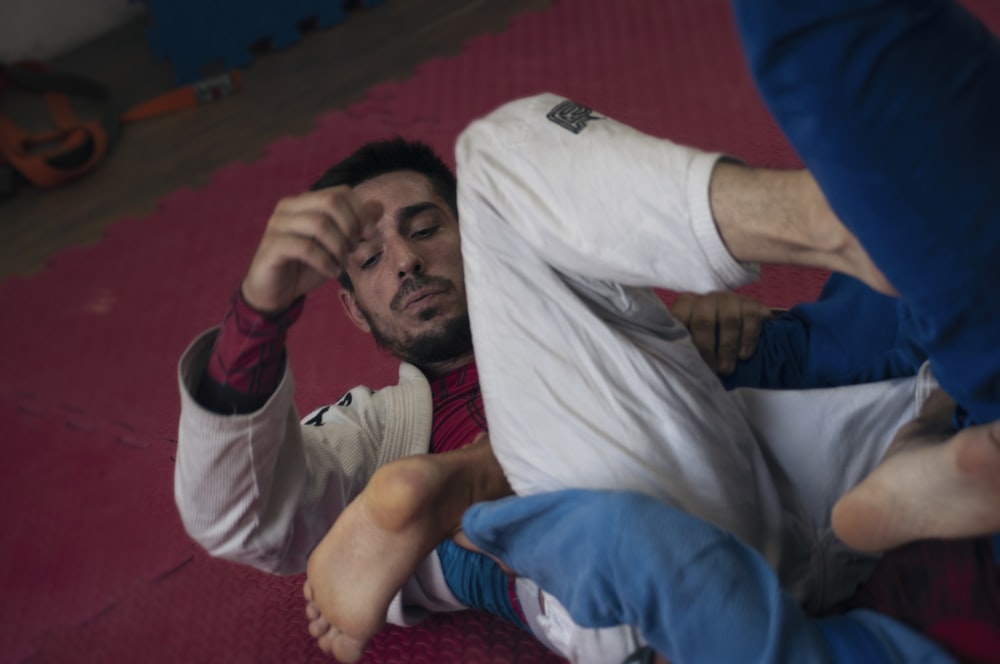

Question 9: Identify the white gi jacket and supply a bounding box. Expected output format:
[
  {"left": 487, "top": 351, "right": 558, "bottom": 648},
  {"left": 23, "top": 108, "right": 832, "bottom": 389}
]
[{"left": 175, "top": 328, "right": 466, "bottom": 626}]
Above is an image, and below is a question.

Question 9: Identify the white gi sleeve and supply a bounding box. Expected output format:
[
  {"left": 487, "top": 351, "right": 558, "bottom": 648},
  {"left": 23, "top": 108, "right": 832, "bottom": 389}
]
[{"left": 175, "top": 329, "right": 389, "bottom": 574}]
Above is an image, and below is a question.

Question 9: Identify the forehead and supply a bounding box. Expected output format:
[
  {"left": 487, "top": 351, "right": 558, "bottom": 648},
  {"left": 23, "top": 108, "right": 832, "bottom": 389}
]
[{"left": 353, "top": 170, "right": 441, "bottom": 209}]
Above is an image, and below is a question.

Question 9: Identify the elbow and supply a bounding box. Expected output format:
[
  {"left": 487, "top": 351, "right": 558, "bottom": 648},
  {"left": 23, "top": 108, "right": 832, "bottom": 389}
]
[
  {"left": 173, "top": 476, "right": 284, "bottom": 574},
  {"left": 456, "top": 92, "right": 565, "bottom": 179}
]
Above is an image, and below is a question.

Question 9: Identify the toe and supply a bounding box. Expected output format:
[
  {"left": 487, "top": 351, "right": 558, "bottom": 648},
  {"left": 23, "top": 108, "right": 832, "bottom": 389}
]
[
  {"left": 317, "top": 628, "right": 338, "bottom": 655},
  {"left": 332, "top": 633, "right": 366, "bottom": 663},
  {"left": 309, "top": 615, "right": 330, "bottom": 638},
  {"left": 305, "top": 600, "right": 320, "bottom": 621}
]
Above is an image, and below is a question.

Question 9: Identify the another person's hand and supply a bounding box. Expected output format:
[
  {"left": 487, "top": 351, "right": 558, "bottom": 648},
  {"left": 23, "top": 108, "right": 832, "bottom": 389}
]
[
  {"left": 241, "top": 187, "right": 379, "bottom": 315},
  {"left": 670, "top": 291, "right": 773, "bottom": 375}
]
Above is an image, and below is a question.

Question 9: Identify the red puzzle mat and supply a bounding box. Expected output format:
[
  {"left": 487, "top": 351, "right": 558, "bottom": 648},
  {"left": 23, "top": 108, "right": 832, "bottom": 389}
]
[{"left": 2, "top": 1, "right": 997, "bottom": 662}]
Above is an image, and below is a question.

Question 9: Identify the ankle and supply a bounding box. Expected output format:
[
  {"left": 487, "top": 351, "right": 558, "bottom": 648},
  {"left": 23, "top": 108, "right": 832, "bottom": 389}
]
[{"left": 452, "top": 438, "right": 513, "bottom": 504}]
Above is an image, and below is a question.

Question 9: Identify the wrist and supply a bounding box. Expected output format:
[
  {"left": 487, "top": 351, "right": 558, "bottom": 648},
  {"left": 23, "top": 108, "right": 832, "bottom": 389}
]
[
  {"left": 238, "top": 275, "right": 303, "bottom": 318},
  {"left": 234, "top": 287, "right": 305, "bottom": 327}
]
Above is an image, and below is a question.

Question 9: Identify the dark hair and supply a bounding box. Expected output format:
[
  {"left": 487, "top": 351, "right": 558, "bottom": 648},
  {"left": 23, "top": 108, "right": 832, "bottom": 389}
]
[{"left": 311, "top": 138, "right": 457, "bottom": 290}]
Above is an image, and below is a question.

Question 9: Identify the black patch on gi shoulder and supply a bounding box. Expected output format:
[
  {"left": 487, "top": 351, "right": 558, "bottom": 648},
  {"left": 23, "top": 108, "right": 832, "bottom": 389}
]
[
  {"left": 304, "top": 406, "right": 331, "bottom": 426},
  {"left": 546, "top": 100, "right": 603, "bottom": 134}
]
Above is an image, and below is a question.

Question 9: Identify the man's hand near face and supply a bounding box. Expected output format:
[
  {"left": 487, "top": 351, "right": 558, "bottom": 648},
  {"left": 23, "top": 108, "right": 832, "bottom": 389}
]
[{"left": 241, "top": 187, "right": 380, "bottom": 316}]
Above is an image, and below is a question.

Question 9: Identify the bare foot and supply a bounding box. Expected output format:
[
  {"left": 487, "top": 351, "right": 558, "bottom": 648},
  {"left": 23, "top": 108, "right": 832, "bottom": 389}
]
[
  {"left": 832, "top": 391, "right": 1000, "bottom": 552},
  {"left": 304, "top": 438, "right": 511, "bottom": 662},
  {"left": 303, "top": 579, "right": 354, "bottom": 659}
]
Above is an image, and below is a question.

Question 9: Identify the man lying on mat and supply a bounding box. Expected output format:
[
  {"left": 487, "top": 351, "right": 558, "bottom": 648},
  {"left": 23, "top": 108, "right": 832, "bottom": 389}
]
[{"left": 175, "top": 96, "right": 996, "bottom": 664}]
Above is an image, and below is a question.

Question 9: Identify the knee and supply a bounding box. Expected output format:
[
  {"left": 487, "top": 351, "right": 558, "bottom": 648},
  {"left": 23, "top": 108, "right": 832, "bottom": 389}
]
[
  {"left": 454, "top": 94, "right": 557, "bottom": 250},
  {"left": 455, "top": 92, "right": 566, "bottom": 195}
]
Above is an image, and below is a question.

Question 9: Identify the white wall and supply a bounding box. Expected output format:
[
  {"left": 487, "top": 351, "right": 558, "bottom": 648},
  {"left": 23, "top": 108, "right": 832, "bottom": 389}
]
[{"left": 0, "top": 0, "right": 145, "bottom": 62}]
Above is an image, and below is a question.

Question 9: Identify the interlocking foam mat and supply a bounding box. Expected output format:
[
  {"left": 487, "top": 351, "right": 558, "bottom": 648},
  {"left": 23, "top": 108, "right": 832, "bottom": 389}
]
[{"left": 2, "top": 0, "right": 997, "bottom": 661}]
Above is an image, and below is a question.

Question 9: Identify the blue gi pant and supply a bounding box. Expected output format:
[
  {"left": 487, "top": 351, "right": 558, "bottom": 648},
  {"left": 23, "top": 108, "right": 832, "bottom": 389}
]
[{"left": 731, "top": 0, "right": 1000, "bottom": 426}]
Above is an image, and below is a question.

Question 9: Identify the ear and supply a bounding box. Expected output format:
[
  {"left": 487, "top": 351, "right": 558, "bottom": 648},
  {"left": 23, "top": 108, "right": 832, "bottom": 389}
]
[{"left": 339, "top": 288, "right": 372, "bottom": 334}]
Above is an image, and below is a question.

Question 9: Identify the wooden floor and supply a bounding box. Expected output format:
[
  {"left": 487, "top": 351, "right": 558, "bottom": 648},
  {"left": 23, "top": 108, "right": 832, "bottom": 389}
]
[{"left": 0, "top": 0, "right": 551, "bottom": 280}]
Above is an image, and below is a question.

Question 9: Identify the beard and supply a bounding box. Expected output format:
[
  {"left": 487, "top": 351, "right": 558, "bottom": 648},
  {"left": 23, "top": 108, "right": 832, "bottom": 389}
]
[
  {"left": 365, "top": 309, "right": 473, "bottom": 368},
  {"left": 359, "top": 274, "right": 473, "bottom": 368}
]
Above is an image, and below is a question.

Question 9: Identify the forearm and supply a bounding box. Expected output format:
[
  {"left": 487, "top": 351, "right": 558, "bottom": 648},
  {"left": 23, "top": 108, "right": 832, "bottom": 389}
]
[{"left": 196, "top": 290, "right": 304, "bottom": 414}]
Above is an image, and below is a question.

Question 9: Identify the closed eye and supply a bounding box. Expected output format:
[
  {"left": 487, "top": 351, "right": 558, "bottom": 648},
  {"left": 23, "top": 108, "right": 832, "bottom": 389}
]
[
  {"left": 412, "top": 225, "right": 439, "bottom": 239},
  {"left": 360, "top": 252, "right": 381, "bottom": 270}
]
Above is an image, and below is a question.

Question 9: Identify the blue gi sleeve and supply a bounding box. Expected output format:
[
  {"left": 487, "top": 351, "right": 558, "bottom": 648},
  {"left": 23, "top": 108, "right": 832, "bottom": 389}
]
[{"left": 462, "top": 489, "right": 955, "bottom": 663}]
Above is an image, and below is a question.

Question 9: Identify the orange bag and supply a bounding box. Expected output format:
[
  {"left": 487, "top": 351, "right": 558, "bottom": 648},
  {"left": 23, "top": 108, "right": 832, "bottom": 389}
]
[{"left": 0, "top": 62, "right": 239, "bottom": 198}]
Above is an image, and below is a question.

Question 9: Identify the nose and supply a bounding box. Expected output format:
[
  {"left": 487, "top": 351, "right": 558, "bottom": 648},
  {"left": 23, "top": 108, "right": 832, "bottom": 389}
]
[{"left": 389, "top": 237, "right": 423, "bottom": 279}]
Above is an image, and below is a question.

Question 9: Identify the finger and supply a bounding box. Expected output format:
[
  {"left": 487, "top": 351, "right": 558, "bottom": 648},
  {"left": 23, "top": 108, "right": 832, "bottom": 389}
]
[
  {"left": 670, "top": 293, "right": 694, "bottom": 327},
  {"left": 737, "top": 303, "right": 768, "bottom": 360},
  {"left": 273, "top": 187, "right": 358, "bottom": 221},
  {"left": 687, "top": 296, "right": 720, "bottom": 372},
  {"left": 359, "top": 199, "right": 384, "bottom": 228},
  {"left": 268, "top": 210, "right": 355, "bottom": 270},
  {"left": 268, "top": 232, "right": 344, "bottom": 280},
  {"left": 325, "top": 190, "right": 367, "bottom": 248},
  {"left": 714, "top": 293, "right": 744, "bottom": 375},
  {"left": 271, "top": 187, "right": 377, "bottom": 258},
  {"left": 321, "top": 188, "right": 384, "bottom": 248},
  {"left": 303, "top": 580, "right": 314, "bottom": 601}
]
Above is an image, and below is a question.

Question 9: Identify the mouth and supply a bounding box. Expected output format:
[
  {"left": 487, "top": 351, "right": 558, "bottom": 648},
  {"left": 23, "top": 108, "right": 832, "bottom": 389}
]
[
  {"left": 392, "top": 276, "right": 455, "bottom": 313},
  {"left": 403, "top": 288, "right": 446, "bottom": 311}
]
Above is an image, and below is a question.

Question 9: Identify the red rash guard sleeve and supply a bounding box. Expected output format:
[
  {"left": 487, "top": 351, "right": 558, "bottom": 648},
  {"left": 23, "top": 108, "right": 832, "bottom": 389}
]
[{"left": 195, "top": 290, "right": 304, "bottom": 414}]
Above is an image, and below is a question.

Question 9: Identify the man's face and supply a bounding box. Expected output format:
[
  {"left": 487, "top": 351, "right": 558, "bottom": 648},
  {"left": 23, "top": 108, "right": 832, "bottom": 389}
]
[{"left": 339, "top": 170, "right": 471, "bottom": 368}]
